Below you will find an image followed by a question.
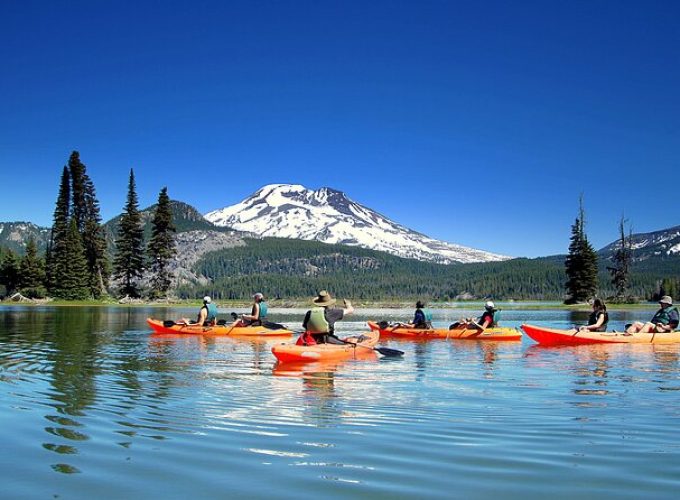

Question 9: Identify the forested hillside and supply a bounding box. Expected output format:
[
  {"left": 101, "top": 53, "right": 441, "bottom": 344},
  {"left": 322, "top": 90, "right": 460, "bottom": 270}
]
[
  {"left": 178, "top": 238, "right": 680, "bottom": 301},
  {"left": 179, "top": 238, "right": 563, "bottom": 300}
]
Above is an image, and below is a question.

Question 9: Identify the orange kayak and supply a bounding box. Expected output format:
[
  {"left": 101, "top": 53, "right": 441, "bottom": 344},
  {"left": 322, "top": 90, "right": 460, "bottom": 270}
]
[
  {"left": 146, "top": 318, "right": 292, "bottom": 337},
  {"left": 367, "top": 321, "right": 522, "bottom": 341},
  {"left": 522, "top": 323, "right": 680, "bottom": 345},
  {"left": 271, "top": 330, "right": 381, "bottom": 363}
]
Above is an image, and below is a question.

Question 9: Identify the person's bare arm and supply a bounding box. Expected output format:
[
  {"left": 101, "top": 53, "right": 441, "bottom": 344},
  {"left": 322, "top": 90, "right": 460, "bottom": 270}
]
[{"left": 343, "top": 299, "right": 354, "bottom": 315}]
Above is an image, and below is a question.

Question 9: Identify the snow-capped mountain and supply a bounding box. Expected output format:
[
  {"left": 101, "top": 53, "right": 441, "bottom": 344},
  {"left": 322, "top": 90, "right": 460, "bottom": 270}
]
[
  {"left": 205, "top": 184, "right": 510, "bottom": 264},
  {"left": 599, "top": 225, "right": 680, "bottom": 260}
]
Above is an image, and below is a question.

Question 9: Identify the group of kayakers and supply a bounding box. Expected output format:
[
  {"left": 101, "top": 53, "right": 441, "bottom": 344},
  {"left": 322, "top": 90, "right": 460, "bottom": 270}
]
[{"left": 180, "top": 291, "right": 680, "bottom": 340}]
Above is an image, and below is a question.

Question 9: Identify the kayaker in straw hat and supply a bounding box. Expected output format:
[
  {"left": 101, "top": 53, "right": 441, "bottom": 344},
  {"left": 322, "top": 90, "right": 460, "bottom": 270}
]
[
  {"left": 300, "top": 290, "right": 354, "bottom": 345},
  {"left": 626, "top": 295, "right": 678, "bottom": 333}
]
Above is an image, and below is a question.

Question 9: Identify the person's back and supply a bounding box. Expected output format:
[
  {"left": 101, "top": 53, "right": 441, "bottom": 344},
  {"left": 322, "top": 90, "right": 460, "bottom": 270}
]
[
  {"left": 477, "top": 301, "right": 500, "bottom": 329},
  {"left": 300, "top": 290, "right": 353, "bottom": 344},
  {"left": 241, "top": 292, "right": 267, "bottom": 326},
  {"left": 412, "top": 301, "right": 433, "bottom": 329},
  {"left": 197, "top": 296, "right": 218, "bottom": 326}
]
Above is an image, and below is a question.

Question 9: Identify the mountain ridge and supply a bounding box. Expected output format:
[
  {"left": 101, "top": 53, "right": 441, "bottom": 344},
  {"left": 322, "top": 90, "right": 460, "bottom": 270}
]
[{"left": 205, "top": 184, "right": 510, "bottom": 264}]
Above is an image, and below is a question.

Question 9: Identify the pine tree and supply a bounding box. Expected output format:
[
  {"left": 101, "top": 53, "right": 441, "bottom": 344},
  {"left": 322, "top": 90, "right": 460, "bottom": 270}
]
[
  {"left": 65, "top": 151, "right": 110, "bottom": 298},
  {"left": 69, "top": 151, "right": 87, "bottom": 232},
  {"left": 82, "top": 171, "right": 110, "bottom": 298},
  {"left": 113, "top": 169, "right": 145, "bottom": 297},
  {"left": 564, "top": 196, "right": 598, "bottom": 304},
  {"left": 607, "top": 216, "right": 632, "bottom": 301},
  {"left": 0, "top": 249, "right": 20, "bottom": 296},
  {"left": 52, "top": 218, "right": 89, "bottom": 300},
  {"left": 19, "top": 237, "right": 46, "bottom": 297},
  {"left": 147, "top": 187, "right": 176, "bottom": 299},
  {"left": 47, "top": 166, "right": 71, "bottom": 295}
]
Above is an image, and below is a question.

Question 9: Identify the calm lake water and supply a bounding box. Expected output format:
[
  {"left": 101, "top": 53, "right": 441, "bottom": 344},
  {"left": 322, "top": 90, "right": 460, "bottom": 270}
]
[{"left": 1, "top": 304, "right": 679, "bottom": 499}]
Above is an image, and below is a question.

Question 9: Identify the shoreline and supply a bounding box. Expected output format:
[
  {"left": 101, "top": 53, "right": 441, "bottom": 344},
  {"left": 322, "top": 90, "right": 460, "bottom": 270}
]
[{"left": 0, "top": 298, "right": 659, "bottom": 310}]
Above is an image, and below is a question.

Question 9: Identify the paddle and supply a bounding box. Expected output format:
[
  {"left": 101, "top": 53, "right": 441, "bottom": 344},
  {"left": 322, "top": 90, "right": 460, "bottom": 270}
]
[
  {"left": 164, "top": 319, "right": 195, "bottom": 327},
  {"left": 342, "top": 337, "right": 404, "bottom": 357}
]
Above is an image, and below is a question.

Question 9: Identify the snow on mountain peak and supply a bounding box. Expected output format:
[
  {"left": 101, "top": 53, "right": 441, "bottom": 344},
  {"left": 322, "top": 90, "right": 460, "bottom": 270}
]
[{"left": 205, "top": 184, "right": 510, "bottom": 264}]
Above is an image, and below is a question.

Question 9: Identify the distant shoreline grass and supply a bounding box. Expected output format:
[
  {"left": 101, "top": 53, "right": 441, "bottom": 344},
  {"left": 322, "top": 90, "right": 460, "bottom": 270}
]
[{"left": 0, "top": 298, "right": 659, "bottom": 310}]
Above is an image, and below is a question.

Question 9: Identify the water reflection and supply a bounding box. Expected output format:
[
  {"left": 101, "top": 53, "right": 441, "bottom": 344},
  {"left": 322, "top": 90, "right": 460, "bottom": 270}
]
[{"left": 2, "top": 306, "right": 680, "bottom": 498}]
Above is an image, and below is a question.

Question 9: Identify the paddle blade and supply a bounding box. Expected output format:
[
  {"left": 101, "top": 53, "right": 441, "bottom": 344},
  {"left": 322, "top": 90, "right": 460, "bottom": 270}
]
[
  {"left": 375, "top": 346, "right": 404, "bottom": 357},
  {"left": 263, "top": 321, "right": 287, "bottom": 330}
]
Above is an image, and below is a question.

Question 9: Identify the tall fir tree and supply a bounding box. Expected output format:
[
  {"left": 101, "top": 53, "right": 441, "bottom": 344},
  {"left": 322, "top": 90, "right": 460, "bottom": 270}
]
[
  {"left": 67, "top": 151, "right": 109, "bottom": 298},
  {"left": 147, "top": 187, "right": 177, "bottom": 298},
  {"left": 113, "top": 169, "right": 145, "bottom": 297},
  {"left": 564, "top": 196, "right": 599, "bottom": 304},
  {"left": 83, "top": 170, "right": 110, "bottom": 297},
  {"left": 52, "top": 218, "right": 90, "bottom": 300},
  {"left": 19, "top": 237, "right": 46, "bottom": 297},
  {"left": 47, "top": 166, "right": 71, "bottom": 295},
  {"left": 607, "top": 216, "right": 632, "bottom": 301},
  {"left": 69, "top": 151, "right": 87, "bottom": 232}
]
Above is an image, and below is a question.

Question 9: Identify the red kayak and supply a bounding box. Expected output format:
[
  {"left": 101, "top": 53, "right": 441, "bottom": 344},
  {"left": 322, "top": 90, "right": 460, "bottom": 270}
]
[{"left": 522, "top": 323, "right": 680, "bottom": 345}]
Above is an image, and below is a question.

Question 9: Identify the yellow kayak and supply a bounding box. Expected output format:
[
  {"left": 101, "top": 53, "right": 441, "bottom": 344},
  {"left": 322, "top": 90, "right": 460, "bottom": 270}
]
[{"left": 367, "top": 320, "right": 522, "bottom": 341}]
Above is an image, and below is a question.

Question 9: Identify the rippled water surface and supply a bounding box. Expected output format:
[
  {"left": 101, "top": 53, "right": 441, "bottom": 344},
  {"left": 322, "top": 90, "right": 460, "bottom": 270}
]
[{"left": 1, "top": 305, "right": 679, "bottom": 499}]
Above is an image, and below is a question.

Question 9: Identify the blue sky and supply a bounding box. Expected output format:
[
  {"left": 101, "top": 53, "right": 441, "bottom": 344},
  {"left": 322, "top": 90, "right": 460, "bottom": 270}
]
[{"left": 1, "top": 0, "right": 678, "bottom": 258}]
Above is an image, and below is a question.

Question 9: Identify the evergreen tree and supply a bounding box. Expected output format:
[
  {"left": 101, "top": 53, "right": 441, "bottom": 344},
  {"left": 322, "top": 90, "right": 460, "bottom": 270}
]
[
  {"left": 64, "top": 151, "right": 109, "bottom": 297},
  {"left": 147, "top": 187, "right": 176, "bottom": 298},
  {"left": 113, "top": 169, "right": 145, "bottom": 297},
  {"left": 564, "top": 196, "right": 598, "bottom": 304},
  {"left": 607, "top": 216, "right": 632, "bottom": 301},
  {"left": 82, "top": 169, "right": 110, "bottom": 297},
  {"left": 0, "top": 249, "right": 20, "bottom": 296},
  {"left": 19, "top": 237, "right": 46, "bottom": 297},
  {"left": 69, "top": 151, "right": 87, "bottom": 232},
  {"left": 52, "top": 218, "right": 89, "bottom": 300},
  {"left": 47, "top": 166, "right": 71, "bottom": 295}
]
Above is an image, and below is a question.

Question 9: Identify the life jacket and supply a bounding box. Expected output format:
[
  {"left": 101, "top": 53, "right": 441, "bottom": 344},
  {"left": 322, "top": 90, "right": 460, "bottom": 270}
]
[
  {"left": 414, "top": 308, "right": 433, "bottom": 328},
  {"left": 202, "top": 303, "right": 218, "bottom": 325},
  {"left": 480, "top": 309, "right": 501, "bottom": 327},
  {"left": 588, "top": 310, "right": 609, "bottom": 331},
  {"left": 258, "top": 302, "right": 268, "bottom": 319},
  {"left": 296, "top": 331, "right": 317, "bottom": 345},
  {"left": 305, "top": 307, "right": 330, "bottom": 334},
  {"left": 651, "top": 306, "right": 678, "bottom": 326}
]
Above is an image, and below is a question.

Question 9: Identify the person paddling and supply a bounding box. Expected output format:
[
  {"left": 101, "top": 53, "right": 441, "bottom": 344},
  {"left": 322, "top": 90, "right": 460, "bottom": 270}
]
[
  {"left": 450, "top": 301, "right": 500, "bottom": 330},
  {"left": 180, "top": 296, "right": 218, "bottom": 326},
  {"left": 626, "top": 296, "right": 678, "bottom": 334},
  {"left": 299, "top": 290, "right": 354, "bottom": 345},
  {"left": 236, "top": 292, "right": 268, "bottom": 327},
  {"left": 406, "top": 300, "right": 433, "bottom": 329},
  {"left": 576, "top": 298, "right": 608, "bottom": 332}
]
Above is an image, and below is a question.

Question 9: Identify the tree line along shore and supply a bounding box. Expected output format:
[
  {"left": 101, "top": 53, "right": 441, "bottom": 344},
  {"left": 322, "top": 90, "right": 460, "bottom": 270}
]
[{"left": 1, "top": 152, "right": 679, "bottom": 304}]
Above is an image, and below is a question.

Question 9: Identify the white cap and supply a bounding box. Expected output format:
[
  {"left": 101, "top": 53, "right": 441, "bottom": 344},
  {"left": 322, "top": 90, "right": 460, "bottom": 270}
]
[
  {"left": 485, "top": 301, "right": 495, "bottom": 309},
  {"left": 253, "top": 292, "right": 264, "bottom": 300},
  {"left": 203, "top": 296, "right": 211, "bottom": 304}
]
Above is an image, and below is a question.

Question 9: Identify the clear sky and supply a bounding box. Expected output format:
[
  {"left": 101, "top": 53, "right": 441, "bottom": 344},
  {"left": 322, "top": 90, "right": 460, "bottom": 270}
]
[{"left": 1, "top": 0, "right": 678, "bottom": 258}]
